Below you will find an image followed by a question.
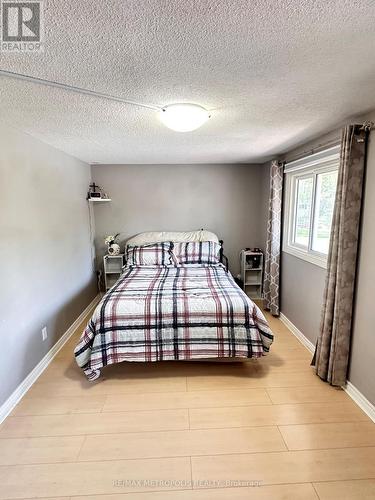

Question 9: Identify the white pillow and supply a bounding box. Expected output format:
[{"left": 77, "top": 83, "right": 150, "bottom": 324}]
[{"left": 126, "top": 229, "right": 219, "bottom": 247}]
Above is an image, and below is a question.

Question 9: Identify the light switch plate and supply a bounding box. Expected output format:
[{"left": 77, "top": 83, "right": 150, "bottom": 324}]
[{"left": 42, "top": 326, "right": 48, "bottom": 341}]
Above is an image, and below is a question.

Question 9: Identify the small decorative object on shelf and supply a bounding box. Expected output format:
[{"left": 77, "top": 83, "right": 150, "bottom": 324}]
[
  {"left": 103, "top": 254, "right": 124, "bottom": 291},
  {"left": 87, "top": 182, "right": 111, "bottom": 201},
  {"left": 240, "top": 249, "right": 264, "bottom": 300},
  {"left": 105, "top": 233, "right": 121, "bottom": 256}
]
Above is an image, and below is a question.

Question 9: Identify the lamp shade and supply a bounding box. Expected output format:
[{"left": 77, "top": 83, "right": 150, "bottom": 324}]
[{"left": 160, "top": 103, "right": 210, "bottom": 132}]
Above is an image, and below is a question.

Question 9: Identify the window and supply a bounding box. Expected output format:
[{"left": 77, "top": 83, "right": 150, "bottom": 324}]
[{"left": 283, "top": 146, "right": 339, "bottom": 268}]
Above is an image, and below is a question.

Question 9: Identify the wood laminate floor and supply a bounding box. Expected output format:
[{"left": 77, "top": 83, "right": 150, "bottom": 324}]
[{"left": 1, "top": 306, "right": 375, "bottom": 499}]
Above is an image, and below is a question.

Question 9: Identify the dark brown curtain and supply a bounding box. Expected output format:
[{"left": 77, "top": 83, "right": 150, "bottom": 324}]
[{"left": 313, "top": 124, "right": 369, "bottom": 386}]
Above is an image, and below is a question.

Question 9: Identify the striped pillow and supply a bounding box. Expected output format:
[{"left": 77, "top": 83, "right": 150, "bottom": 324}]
[
  {"left": 126, "top": 242, "right": 173, "bottom": 266},
  {"left": 172, "top": 241, "right": 220, "bottom": 266}
]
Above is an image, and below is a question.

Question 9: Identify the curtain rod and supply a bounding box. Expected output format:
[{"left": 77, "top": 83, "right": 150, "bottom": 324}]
[
  {"left": 283, "top": 138, "right": 341, "bottom": 165},
  {"left": 284, "top": 121, "right": 374, "bottom": 165},
  {"left": 361, "top": 120, "right": 374, "bottom": 131}
]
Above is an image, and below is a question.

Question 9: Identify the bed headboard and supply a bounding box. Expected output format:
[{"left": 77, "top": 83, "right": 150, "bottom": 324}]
[{"left": 125, "top": 229, "right": 219, "bottom": 247}]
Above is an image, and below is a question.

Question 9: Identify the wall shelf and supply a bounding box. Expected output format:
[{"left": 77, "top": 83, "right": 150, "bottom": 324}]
[{"left": 88, "top": 198, "right": 112, "bottom": 202}]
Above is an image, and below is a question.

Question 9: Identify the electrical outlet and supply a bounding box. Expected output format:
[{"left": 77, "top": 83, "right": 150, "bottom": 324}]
[{"left": 42, "top": 326, "right": 48, "bottom": 341}]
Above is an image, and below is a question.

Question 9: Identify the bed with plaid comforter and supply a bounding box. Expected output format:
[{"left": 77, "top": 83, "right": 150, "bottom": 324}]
[{"left": 74, "top": 264, "right": 274, "bottom": 380}]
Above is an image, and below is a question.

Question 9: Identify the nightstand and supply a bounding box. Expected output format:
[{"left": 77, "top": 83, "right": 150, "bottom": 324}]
[
  {"left": 103, "top": 254, "right": 124, "bottom": 291},
  {"left": 240, "top": 250, "right": 264, "bottom": 299}
]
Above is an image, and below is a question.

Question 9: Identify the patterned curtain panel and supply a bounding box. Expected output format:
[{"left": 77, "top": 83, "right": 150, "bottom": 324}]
[
  {"left": 313, "top": 124, "right": 369, "bottom": 386},
  {"left": 263, "top": 160, "right": 284, "bottom": 316}
]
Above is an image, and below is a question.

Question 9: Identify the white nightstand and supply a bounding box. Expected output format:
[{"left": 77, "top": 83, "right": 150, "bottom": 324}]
[
  {"left": 103, "top": 254, "right": 124, "bottom": 291},
  {"left": 240, "top": 250, "right": 264, "bottom": 299}
]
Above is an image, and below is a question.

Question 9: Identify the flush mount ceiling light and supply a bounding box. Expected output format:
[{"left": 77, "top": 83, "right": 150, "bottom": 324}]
[
  {"left": 0, "top": 70, "right": 212, "bottom": 133},
  {"left": 160, "top": 103, "right": 210, "bottom": 132}
]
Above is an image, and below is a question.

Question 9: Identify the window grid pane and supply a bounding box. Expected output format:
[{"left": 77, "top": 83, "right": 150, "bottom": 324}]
[
  {"left": 312, "top": 170, "right": 338, "bottom": 255},
  {"left": 293, "top": 176, "right": 314, "bottom": 248}
]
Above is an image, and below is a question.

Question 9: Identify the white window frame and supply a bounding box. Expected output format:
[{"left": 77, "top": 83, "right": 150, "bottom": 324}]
[{"left": 283, "top": 145, "right": 340, "bottom": 269}]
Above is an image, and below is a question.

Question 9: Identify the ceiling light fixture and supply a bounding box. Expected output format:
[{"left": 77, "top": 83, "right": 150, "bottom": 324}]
[
  {"left": 0, "top": 70, "right": 212, "bottom": 132},
  {"left": 160, "top": 103, "right": 210, "bottom": 132}
]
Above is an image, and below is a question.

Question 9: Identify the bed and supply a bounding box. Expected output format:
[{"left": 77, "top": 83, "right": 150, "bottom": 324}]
[{"left": 74, "top": 230, "right": 274, "bottom": 380}]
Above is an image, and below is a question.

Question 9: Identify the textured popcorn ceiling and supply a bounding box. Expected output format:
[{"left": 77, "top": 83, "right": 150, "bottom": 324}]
[{"left": 0, "top": 0, "right": 375, "bottom": 164}]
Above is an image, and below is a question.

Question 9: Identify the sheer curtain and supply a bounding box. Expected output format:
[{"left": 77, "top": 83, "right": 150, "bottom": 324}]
[
  {"left": 313, "top": 124, "right": 369, "bottom": 386},
  {"left": 263, "top": 160, "right": 284, "bottom": 316}
]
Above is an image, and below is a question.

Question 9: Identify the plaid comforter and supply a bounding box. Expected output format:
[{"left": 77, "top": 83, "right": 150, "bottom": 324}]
[{"left": 75, "top": 264, "right": 274, "bottom": 380}]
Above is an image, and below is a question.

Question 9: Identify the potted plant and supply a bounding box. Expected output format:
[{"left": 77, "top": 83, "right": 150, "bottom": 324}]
[{"left": 104, "top": 233, "right": 120, "bottom": 255}]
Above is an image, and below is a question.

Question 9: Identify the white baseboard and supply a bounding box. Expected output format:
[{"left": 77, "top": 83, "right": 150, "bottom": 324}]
[
  {"left": 279, "top": 312, "right": 315, "bottom": 353},
  {"left": 344, "top": 382, "right": 375, "bottom": 423},
  {"left": 279, "top": 311, "right": 375, "bottom": 423},
  {"left": 0, "top": 294, "right": 101, "bottom": 424}
]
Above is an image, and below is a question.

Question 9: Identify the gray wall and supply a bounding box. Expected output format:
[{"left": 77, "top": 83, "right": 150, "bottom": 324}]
[
  {"left": 280, "top": 253, "right": 326, "bottom": 343},
  {"left": 0, "top": 125, "right": 97, "bottom": 406},
  {"left": 349, "top": 114, "right": 375, "bottom": 404},
  {"left": 278, "top": 111, "right": 375, "bottom": 405},
  {"left": 91, "top": 163, "right": 264, "bottom": 276}
]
